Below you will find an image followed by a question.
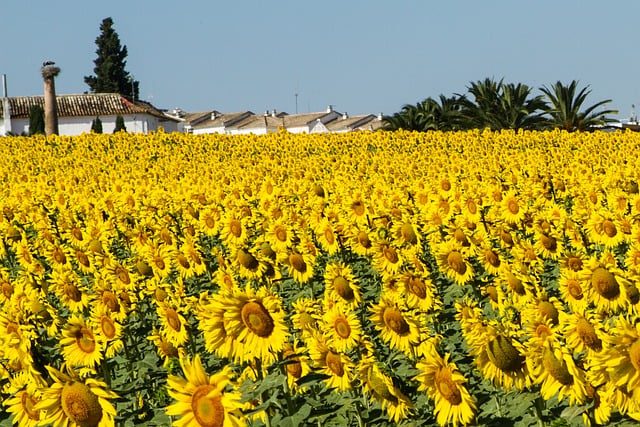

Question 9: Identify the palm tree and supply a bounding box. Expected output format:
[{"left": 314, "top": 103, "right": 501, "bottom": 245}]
[
  {"left": 540, "top": 80, "right": 618, "bottom": 131},
  {"left": 459, "top": 78, "right": 548, "bottom": 130},
  {"left": 383, "top": 95, "right": 464, "bottom": 131}
]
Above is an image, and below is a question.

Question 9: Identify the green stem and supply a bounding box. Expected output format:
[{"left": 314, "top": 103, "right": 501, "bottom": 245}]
[{"left": 533, "top": 395, "right": 546, "bottom": 427}]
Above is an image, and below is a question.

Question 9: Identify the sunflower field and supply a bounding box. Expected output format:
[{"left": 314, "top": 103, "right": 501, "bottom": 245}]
[{"left": 0, "top": 129, "right": 639, "bottom": 426}]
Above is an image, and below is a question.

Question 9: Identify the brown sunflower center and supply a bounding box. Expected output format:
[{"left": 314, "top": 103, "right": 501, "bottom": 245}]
[
  {"left": 486, "top": 335, "right": 524, "bottom": 372},
  {"left": 542, "top": 348, "right": 574, "bottom": 385},
  {"left": 538, "top": 301, "right": 559, "bottom": 325},
  {"left": 289, "top": 254, "right": 307, "bottom": 273},
  {"left": 1, "top": 281, "right": 12, "bottom": 299},
  {"left": 506, "top": 272, "right": 525, "bottom": 295},
  {"left": 567, "top": 256, "right": 583, "bottom": 272},
  {"left": 565, "top": 279, "right": 583, "bottom": 299},
  {"left": 237, "top": 249, "right": 259, "bottom": 271},
  {"left": 75, "top": 327, "right": 97, "bottom": 354},
  {"left": 114, "top": 266, "right": 130, "bottom": 285},
  {"left": 540, "top": 234, "right": 557, "bottom": 251},
  {"left": 575, "top": 318, "right": 602, "bottom": 351},
  {"left": 102, "top": 291, "right": 120, "bottom": 313},
  {"left": 351, "top": 201, "right": 365, "bottom": 216},
  {"left": 435, "top": 368, "right": 463, "bottom": 405},
  {"left": 283, "top": 349, "right": 303, "bottom": 378},
  {"left": 333, "top": 276, "right": 354, "bottom": 301},
  {"left": 407, "top": 277, "right": 427, "bottom": 299},
  {"left": 382, "top": 307, "right": 410, "bottom": 335},
  {"left": 177, "top": 254, "right": 190, "bottom": 269},
  {"left": 325, "top": 351, "right": 344, "bottom": 376},
  {"left": 64, "top": 284, "right": 82, "bottom": 302},
  {"left": 535, "top": 323, "right": 552, "bottom": 340},
  {"left": 591, "top": 267, "right": 620, "bottom": 299},
  {"left": 274, "top": 226, "right": 287, "bottom": 242},
  {"left": 191, "top": 385, "right": 225, "bottom": 427},
  {"left": 53, "top": 248, "right": 67, "bottom": 264},
  {"left": 100, "top": 316, "right": 116, "bottom": 340},
  {"left": 324, "top": 228, "right": 335, "bottom": 245},
  {"left": 229, "top": 219, "right": 242, "bottom": 238},
  {"left": 76, "top": 250, "right": 91, "bottom": 268},
  {"left": 485, "top": 249, "right": 500, "bottom": 268},
  {"left": 507, "top": 198, "right": 520, "bottom": 215},
  {"left": 383, "top": 246, "right": 399, "bottom": 264},
  {"left": 205, "top": 216, "right": 216, "bottom": 229},
  {"left": 357, "top": 231, "right": 372, "bottom": 249},
  {"left": 165, "top": 308, "right": 182, "bottom": 332},
  {"left": 60, "top": 382, "right": 103, "bottom": 427},
  {"left": 601, "top": 220, "right": 617, "bottom": 238},
  {"left": 401, "top": 223, "right": 417, "bottom": 245},
  {"left": 334, "top": 317, "right": 352, "bottom": 339},
  {"left": 447, "top": 251, "right": 467, "bottom": 275},
  {"left": 241, "top": 302, "right": 274, "bottom": 337}
]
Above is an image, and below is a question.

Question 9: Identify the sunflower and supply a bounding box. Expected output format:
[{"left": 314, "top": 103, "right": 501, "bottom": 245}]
[
  {"left": 283, "top": 249, "right": 315, "bottom": 284},
  {"left": 414, "top": 345, "right": 476, "bottom": 427},
  {"left": 586, "top": 210, "right": 626, "bottom": 248},
  {"left": 220, "top": 212, "right": 250, "bottom": 247},
  {"left": 220, "top": 285, "right": 289, "bottom": 364},
  {"left": 435, "top": 240, "right": 474, "bottom": 286},
  {"left": 533, "top": 229, "right": 563, "bottom": 260},
  {"left": 580, "top": 255, "right": 630, "bottom": 314},
  {"left": 390, "top": 218, "right": 421, "bottom": 248},
  {"left": 397, "top": 271, "right": 440, "bottom": 312},
  {"left": 468, "top": 323, "right": 531, "bottom": 391},
  {"left": 360, "top": 361, "right": 414, "bottom": 423},
  {"left": 369, "top": 293, "right": 421, "bottom": 357},
  {"left": 595, "top": 316, "right": 640, "bottom": 393},
  {"left": 500, "top": 190, "right": 527, "bottom": 225},
  {"left": 266, "top": 219, "right": 293, "bottom": 252},
  {"left": 307, "top": 334, "right": 354, "bottom": 391},
  {"left": 157, "top": 302, "right": 189, "bottom": 347},
  {"left": 321, "top": 303, "right": 362, "bottom": 352},
  {"left": 141, "top": 243, "right": 174, "bottom": 280},
  {"left": 315, "top": 217, "right": 341, "bottom": 255},
  {"left": 281, "top": 340, "right": 312, "bottom": 394},
  {"left": 166, "top": 354, "right": 246, "bottom": 427},
  {"left": 3, "top": 370, "right": 46, "bottom": 427},
  {"left": 89, "top": 306, "right": 123, "bottom": 359},
  {"left": 558, "top": 270, "right": 590, "bottom": 312},
  {"left": 231, "top": 246, "right": 267, "bottom": 280},
  {"left": 371, "top": 239, "right": 404, "bottom": 279},
  {"left": 477, "top": 243, "right": 505, "bottom": 277},
  {"left": 290, "top": 297, "right": 322, "bottom": 339},
  {"left": 36, "top": 366, "right": 118, "bottom": 427},
  {"left": 196, "top": 294, "right": 239, "bottom": 361},
  {"left": 347, "top": 226, "right": 374, "bottom": 256},
  {"left": 323, "top": 262, "right": 361, "bottom": 308},
  {"left": 528, "top": 343, "right": 587, "bottom": 405},
  {"left": 147, "top": 328, "right": 185, "bottom": 367},
  {"left": 60, "top": 315, "right": 103, "bottom": 369},
  {"left": 563, "top": 310, "right": 604, "bottom": 354},
  {"left": 50, "top": 267, "right": 90, "bottom": 314}
]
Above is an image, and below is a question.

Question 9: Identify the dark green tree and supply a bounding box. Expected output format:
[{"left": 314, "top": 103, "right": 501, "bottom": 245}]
[
  {"left": 540, "top": 80, "right": 618, "bottom": 131},
  {"left": 84, "top": 17, "right": 139, "bottom": 101},
  {"left": 114, "top": 115, "right": 127, "bottom": 132},
  {"left": 383, "top": 95, "right": 464, "bottom": 131},
  {"left": 91, "top": 116, "right": 103, "bottom": 134},
  {"left": 459, "top": 78, "right": 548, "bottom": 130},
  {"left": 28, "top": 105, "right": 45, "bottom": 135}
]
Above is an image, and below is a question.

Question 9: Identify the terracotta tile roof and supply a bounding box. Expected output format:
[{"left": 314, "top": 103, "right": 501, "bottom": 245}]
[
  {"left": 283, "top": 112, "right": 332, "bottom": 128},
  {"left": 0, "top": 93, "right": 177, "bottom": 121},
  {"left": 326, "top": 114, "right": 382, "bottom": 131},
  {"left": 192, "top": 111, "right": 254, "bottom": 129}
]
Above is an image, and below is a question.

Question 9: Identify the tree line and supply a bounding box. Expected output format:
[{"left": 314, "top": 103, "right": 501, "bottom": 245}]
[{"left": 383, "top": 78, "right": 618, "bottom": 132}]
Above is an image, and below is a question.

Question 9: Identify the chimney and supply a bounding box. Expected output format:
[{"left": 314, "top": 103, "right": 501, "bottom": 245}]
[
  {"left": 211, "top": 111, "right": 217, "bottom": 120},
  {"left": 342, "top": 112, "right": 348, "bottom": 120},
  {"left": 326, "top": 105, "right": 333, "bottom": 113},
  {"left": 377, "top": 112, "right": 383, "bottom": 121},
  {"left": 271, "top": 109, "right": 277, "bottom": 118}
]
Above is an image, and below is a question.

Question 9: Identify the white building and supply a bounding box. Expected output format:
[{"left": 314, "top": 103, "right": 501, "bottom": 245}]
[
  {"left": 168, "top": 105, "right": 383, "bottom": 135},
  {"left": 0, "top": 93, "right": 180, "bottom": 136}
]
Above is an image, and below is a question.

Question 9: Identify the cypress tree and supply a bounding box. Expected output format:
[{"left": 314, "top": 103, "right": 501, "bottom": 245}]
[
  {"left": 84, "top": 17, "right": 139, "bottom": 100},
  {"left": 28, "top": 105, "right": 45, "bottom": 135},
  {"left": 114, "top": 115, "right": 127, "bottom": 132},
  {"left": 91, "top": 116, "right": 103, "bottom": 134}
]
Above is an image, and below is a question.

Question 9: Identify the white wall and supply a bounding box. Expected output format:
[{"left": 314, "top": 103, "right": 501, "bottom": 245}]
[{"left": 1, "top": 113, "right": 178, "bottom": 136}]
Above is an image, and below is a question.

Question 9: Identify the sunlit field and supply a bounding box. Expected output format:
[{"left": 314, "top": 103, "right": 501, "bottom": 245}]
[{"left": 1, "top": 129, "right": 640, "bottom": 426}]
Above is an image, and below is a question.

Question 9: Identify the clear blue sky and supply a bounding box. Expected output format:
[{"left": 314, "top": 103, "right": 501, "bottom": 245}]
[{"left": 3, "top": 0, "right": 639, "bottom": 119}]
